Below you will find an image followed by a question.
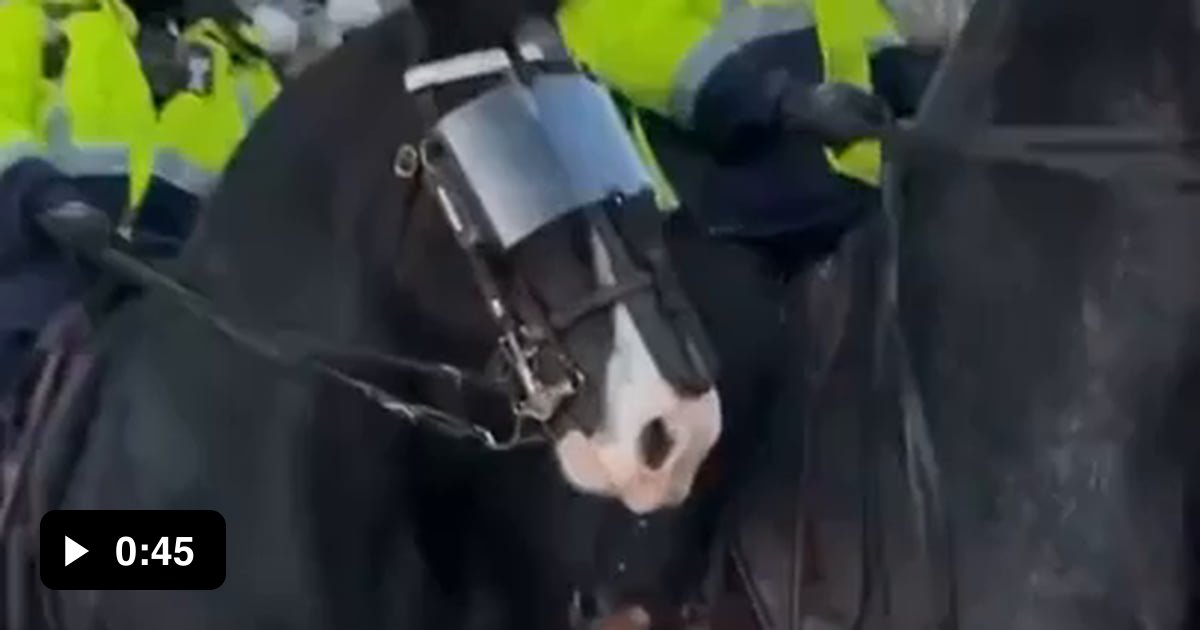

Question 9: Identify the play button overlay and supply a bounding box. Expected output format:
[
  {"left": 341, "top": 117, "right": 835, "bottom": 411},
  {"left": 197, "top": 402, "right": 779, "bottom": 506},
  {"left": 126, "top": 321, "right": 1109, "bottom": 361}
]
[
  {"left": 40, "top": 509, "right": 226, "bottom": 590},
  {"left": 63, "top": 536, "right": 88, "bottom": 567}
]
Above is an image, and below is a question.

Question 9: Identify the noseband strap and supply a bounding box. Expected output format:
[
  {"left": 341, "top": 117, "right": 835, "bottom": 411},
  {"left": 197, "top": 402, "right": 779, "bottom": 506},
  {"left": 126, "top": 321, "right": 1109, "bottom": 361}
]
[{"left": 547, "top": 271, "right": 652, "bottom": 332}]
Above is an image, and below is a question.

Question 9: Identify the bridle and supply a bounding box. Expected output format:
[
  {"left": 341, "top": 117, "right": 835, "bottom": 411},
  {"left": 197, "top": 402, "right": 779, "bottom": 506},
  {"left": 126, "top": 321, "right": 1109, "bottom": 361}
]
[
  {"left": 27, "top": 13, "right": 698, "bottom": 452},
  {"left": 417, "top": 132, "right": 656, "bottom": 426},
  {"left": 385, "top": 11, "right": 714, "bottom": 441},
  {"left": 33, "top": 182, "right": 660, "bottom": 456}
]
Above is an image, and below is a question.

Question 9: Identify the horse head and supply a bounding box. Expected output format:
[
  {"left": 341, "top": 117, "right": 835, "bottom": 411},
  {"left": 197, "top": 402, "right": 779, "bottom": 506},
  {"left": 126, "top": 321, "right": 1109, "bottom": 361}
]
[
  {"left": 15, "top": 5, "right": 719, "bottom": 629},
  {"left": 178, "top": 5, "right": 721, "bottom": 517}
]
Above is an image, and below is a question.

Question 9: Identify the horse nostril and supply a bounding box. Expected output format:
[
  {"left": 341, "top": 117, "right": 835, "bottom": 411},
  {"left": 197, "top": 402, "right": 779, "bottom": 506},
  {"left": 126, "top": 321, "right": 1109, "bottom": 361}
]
[{"left": 638, "top": 417, "right": 674, "bottom": 471}]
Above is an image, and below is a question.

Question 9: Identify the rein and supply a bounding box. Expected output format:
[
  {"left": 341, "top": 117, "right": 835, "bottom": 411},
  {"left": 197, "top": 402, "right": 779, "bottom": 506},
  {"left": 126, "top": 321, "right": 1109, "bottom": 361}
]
[{"left": 34, "top": 205, "right": 546, "bottom": 450}]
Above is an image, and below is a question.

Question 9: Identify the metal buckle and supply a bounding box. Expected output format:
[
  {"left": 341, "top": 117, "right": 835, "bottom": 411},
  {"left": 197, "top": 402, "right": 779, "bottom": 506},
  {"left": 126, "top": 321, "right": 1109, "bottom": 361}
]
[{"left": 500, "top": 327, "right": 581, "bottom": 422}]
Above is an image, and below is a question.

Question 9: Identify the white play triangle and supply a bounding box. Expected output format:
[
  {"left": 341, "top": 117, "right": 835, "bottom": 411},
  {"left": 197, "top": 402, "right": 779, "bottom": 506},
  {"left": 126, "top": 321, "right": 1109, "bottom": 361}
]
[{"left": 64, "top": 536, "right": 88, "bottom": 567}]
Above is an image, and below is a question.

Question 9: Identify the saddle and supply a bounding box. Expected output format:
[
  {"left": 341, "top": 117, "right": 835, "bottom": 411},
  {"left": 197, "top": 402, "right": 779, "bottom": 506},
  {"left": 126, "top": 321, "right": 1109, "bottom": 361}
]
[{"left": 713, "top": 220, "right": 890, "bottom": 630}]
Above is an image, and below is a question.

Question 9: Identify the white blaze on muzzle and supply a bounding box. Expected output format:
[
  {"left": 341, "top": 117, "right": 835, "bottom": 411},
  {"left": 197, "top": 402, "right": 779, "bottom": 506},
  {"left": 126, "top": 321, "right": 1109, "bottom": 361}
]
[
  {"left": 552, "top": 231, "right": 722, "bottom": 513},
  {"left": 553, "top": 343, "right": 722, "bottom": 513}
]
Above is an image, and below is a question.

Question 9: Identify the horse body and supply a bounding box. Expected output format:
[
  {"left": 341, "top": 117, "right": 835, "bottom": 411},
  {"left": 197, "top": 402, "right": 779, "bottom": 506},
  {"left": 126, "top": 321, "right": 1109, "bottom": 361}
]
[
  {"left": 703, "top": 1, "right": 1200, "bottom": 628},
  {"left": 899, "top": 0, "right": 1200, "bottom": 627},
  {"left": 20, "top": 6, "right": 722, "bottom": 629}
]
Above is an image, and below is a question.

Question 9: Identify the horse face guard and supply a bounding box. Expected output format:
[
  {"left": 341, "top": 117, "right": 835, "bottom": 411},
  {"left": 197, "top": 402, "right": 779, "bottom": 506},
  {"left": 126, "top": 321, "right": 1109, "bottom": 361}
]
[{"left": 403, "top": 21, "right": 717, "bottom": 435}]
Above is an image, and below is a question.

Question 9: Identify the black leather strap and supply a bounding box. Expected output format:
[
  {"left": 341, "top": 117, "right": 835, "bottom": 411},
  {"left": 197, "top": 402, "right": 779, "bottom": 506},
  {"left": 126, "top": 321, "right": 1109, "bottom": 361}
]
[{"left": 547, "top": 272, "right": 652, "bottom": 331}]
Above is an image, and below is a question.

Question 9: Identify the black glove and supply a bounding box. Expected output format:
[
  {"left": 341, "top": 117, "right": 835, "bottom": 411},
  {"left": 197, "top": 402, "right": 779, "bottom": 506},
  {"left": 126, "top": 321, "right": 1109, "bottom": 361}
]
[
  {"left": 778, "top": 81, "right": 892, "bottom": 147},
  {"left": 0, "top": 158, "right": 108, "bottom": 262}
]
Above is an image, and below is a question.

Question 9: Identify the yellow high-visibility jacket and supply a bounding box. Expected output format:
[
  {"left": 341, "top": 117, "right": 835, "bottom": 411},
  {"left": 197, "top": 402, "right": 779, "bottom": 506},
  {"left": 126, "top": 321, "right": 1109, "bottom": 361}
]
[
  {"left": 0, "top": 0, "right": 158, "bottom": 217},
  {"left": 0, "top": 0, "right": 45, "bottom": 174},
  {"left": 129, "top": 17, "right": 281, "bottom": 250},
  {"left": 560, "top": 0, "right": 901, "bottom": 188},
  {"left": 559, "top": 0, "right": 916, "bottom": 234}
]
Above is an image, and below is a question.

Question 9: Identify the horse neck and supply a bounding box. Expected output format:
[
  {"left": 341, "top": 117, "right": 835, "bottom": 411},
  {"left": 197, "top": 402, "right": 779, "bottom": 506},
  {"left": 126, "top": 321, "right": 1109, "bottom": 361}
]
[{"left": 174, "top": 11, "right": 496, "bottom": 367}]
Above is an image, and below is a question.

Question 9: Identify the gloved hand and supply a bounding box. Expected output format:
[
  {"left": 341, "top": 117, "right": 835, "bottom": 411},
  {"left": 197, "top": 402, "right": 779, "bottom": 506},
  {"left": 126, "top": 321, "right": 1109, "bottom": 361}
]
[
  {"left": 0, "top": 159, "right": 102, "bottom": 263},
  {"left": 0, "top": 160, "right": 101, "bottom": 359},
  {"left": 778, "top": 81, "right": 892, "bottom": 147},
  {"left": 36, "top": 200, "right": 113, "bottom": 260}
]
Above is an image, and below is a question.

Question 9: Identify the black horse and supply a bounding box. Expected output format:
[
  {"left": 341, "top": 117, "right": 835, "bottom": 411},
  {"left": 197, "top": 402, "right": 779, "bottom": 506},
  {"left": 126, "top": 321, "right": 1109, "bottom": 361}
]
[
  {"left": 6, "top": 3, "right": 726, "bottom": 629},
  {"left": 899, "top": 0, "right": 1200, "bottom": 627},
  {"left": 709, "top": 0, "right": 1200, "bottom": 628}
]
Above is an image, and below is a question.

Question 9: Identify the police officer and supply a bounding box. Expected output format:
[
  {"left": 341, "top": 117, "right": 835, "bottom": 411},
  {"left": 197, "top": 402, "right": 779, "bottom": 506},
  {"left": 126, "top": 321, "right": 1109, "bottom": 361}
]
[
  {"left": 556, "top": 0, "right": 943, "bottom": 602},
  {"left": 128, "top": 0, "right": 282, "bottom": 255},
  {"left": 0, "top": 0, "right": 280, "bottom": 393},
  {"left": 0, "top": 0, "right": 158, "bottom": 395}
]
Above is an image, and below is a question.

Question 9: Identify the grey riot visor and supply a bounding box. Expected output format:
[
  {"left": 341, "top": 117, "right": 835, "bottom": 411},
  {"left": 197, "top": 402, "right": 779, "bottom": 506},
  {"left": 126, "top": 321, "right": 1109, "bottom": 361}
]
[{"left": 428, "top": 72, "right": 655, "bottom": 249}]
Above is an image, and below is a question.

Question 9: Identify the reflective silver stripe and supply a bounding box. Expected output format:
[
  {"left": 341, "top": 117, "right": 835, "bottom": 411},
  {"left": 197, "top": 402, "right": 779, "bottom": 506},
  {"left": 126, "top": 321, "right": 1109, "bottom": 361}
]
[
  {"left": 669, "top": 5, "right": 815, "bottom": 126},
  {"left": 0, "top": 142, "right": 41, "bottom": 173},
  {"left": 43, "top": 101, "right": 72, "bottom": 157},
  {"left": 152, "top": 149, "right": 216, "bottom": 196},
  {"left": 43, "top": 99, "right": 131, "bottom": 177},
  {"left": 403, "top": 44, "right": 547, "bottom": 93},
  {"left": 48, "top": 141, "right": 130, "bottom": 177},
  {"left": 236, "top": 80, "right": 258, "bottom": 130}
]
